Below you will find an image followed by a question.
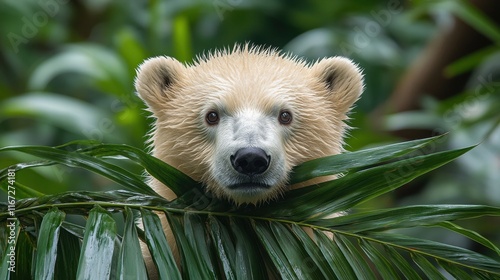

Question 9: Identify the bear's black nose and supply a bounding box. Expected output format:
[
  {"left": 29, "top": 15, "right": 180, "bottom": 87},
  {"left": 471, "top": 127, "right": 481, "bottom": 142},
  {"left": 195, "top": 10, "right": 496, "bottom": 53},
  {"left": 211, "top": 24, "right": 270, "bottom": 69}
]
[{"left": 230, "top": 147, "right": 270, "bottom": 176}]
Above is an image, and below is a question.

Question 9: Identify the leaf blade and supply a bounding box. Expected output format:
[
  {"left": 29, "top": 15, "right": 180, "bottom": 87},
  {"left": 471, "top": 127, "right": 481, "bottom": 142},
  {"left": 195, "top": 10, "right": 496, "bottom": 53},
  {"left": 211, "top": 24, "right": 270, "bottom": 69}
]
[
  {"left": 117, "top": 207, "right": 148, "bottom": 279},
  {"left": 230, "top": 218, "right": 267, "bottom": 280},
  {"left": 411, "top": 253, "right": 447, "bottom": 280},
  {"left": 34, "top": 207, "right": 65, "bottom": 280},
  {"left": 384, "top": 246, "right": 422, "bottom": 279},
  {"left": 253, "top": 220, "right": 298, "bottom": 279},
  {"left": 141, "top": 209, "right": 181, "bottom": 280},
  {"left": 359, "top": 240, "right": 400, "bottom": 279},
  {"left": 265, "top": 146, "right": 474, "bottom": 220},
  {"left": 290, "top": 135, "right": 445, "bottom": 184},
  {"left": 438, "top": 221, "right": 500, "bottom": 256},
  {"left": 79, "top": 143, "right": 199, "bottom": 196},
  {"left": 183, "top": 213, "right": 216, "bottom": 279},
  {"left": 367, "top": 232, "right": 500, "bottom": 275},
  {"left": 76, "top": 206, "right": 117, "bottom": 279},
  {"left": 313, "top": 205, "right": 500, "bottom": 233},
  {"left": 334, "top": 235, "right": 376, "bottom": 280},
  {"left": 54, "top": 227, "right": 81, "bottom": 280},
  {"left": 290, "top": 224, "right": 336, "bottom": 279},
  {"left": 315, "top": 230, "right": 357, "bottom": 279},
  {"left": 0, "top": 145, "right": 155, "bottom": 196},
  {"left": 208, "top": 216, "right": 236, "bottom": 280}
]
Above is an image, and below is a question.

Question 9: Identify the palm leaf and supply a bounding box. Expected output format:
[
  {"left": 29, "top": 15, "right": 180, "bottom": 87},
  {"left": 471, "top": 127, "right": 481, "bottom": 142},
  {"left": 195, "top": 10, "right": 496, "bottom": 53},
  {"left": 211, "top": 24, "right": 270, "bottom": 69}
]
[
  {"left": 75, "top": 205, "right": 117, "bottom": 279},
  {"left": 1, "top": 136, "right": 500, "bottom": 279},
  {"left": 34, "top": 207, "right": 65, "bottom": 280},
  {"left": 141, "top": 208, "right": 181, "bottom": 280},
  {"left": 117, "top": 207, "right": 148, "bottom": 279}
]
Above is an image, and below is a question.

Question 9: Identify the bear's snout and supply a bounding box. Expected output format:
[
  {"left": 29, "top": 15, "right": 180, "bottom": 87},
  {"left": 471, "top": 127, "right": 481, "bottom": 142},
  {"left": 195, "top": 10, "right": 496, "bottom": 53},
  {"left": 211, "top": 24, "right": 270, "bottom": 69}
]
[{"left": 230, "top": 147, "right": 270, "bottom": 176}]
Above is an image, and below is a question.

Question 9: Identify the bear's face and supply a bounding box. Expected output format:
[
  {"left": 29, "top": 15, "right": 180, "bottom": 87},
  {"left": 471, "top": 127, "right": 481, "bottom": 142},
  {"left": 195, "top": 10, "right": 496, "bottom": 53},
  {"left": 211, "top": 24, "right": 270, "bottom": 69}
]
[{"left": 135, "top": 46, "right": 363, "bottom": 205}]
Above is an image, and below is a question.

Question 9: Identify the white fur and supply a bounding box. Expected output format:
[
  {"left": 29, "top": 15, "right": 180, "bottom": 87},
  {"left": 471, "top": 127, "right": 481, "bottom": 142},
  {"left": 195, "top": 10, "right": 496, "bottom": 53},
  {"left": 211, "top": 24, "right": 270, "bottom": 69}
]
[
  {"left": 207, "top": 107, "right": 289, "bottom": 204},
  {"left": 134, "top": 44, "right": 364, "bottom": 277},
  {"left": 135, "top": 46, "right": 364, "bottom": 204}
]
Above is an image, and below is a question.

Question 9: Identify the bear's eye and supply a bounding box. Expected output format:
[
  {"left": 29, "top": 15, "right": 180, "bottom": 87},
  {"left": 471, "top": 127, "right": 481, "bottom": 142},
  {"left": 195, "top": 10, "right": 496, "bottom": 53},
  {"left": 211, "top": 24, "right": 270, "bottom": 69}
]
[
  {"left": 206, "top": 111, "right": 219, "bottom": 125},
  {"left": 278, "top": 110, "right": 292, "bottom": 125}
]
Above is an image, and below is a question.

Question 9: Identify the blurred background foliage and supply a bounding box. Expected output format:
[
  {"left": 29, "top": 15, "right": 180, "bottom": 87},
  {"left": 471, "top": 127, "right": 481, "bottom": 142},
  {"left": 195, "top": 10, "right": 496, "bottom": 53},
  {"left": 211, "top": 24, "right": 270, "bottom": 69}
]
[{"left": 1, "top": 0, "right": 499, "bottom": 254}]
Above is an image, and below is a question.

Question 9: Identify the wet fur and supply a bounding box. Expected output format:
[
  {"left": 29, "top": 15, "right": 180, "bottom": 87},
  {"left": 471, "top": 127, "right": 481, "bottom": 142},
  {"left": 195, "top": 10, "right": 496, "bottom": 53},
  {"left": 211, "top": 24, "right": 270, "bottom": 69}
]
[{"left": 135, "top": 44, "right": 363, "bottom": 277}]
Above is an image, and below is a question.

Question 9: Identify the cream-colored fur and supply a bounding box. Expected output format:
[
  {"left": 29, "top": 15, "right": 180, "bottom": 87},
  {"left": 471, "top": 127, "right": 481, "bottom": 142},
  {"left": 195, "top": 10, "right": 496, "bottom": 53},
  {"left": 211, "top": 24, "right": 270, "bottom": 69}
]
[{"left": 135, "top": 44, "right": 363, "bottom": 278}]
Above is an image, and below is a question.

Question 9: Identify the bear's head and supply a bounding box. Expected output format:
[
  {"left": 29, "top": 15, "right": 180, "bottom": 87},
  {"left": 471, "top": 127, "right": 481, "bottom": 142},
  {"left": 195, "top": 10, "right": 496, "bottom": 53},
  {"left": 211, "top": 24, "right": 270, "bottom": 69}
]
[{"left": 135, "top": 45, "right": 363, "bottom": 205}]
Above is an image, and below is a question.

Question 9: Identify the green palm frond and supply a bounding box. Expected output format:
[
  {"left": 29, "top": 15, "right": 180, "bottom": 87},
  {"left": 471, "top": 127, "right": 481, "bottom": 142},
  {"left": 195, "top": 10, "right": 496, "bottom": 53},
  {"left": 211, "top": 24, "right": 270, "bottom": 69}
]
[{"left": 1, "top": 136, "right": 500, "bottom": 279}]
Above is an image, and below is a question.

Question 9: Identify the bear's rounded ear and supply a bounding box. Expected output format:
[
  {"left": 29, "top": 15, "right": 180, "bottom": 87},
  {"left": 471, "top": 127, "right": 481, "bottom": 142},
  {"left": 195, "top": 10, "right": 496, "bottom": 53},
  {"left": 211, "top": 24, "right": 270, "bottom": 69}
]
[
  {"left": 311, "top": 57, "right": 364, "bottom": 114},
  {"left": 134, "top": 56, "right": 185, "bottom": 111}
]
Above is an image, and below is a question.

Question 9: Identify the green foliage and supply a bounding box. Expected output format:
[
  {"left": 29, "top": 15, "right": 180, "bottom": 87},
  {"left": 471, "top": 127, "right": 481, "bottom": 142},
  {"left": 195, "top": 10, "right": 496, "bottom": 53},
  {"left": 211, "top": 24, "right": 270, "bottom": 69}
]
[
  {"left": 1, "top": 136, "right": 500, "bottom": 279},
  {"left": 1, "top": 0, "right": 500, "bottom": 279},
  {"left": 384, "top": 0, "right": 500, "bottom": 209}
]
